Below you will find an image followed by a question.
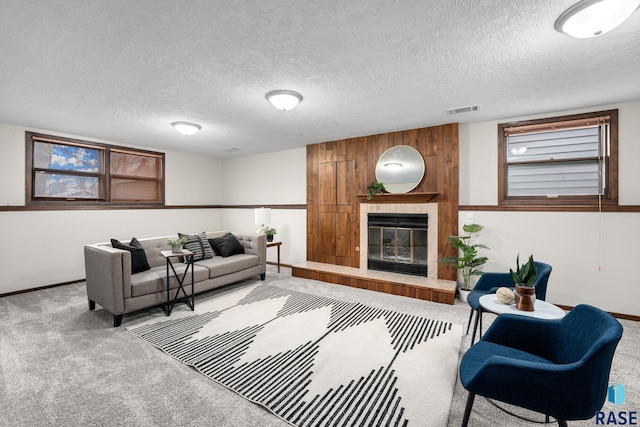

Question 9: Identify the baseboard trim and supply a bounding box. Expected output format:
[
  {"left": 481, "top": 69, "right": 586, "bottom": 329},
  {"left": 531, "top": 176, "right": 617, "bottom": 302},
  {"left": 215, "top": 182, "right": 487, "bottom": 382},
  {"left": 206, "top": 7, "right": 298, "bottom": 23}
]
[
  {"left": 267, "top": 261, "right": 293, "bottom": 268},
  {"left": 0, "top": 279, "right": 84, "bottom": 298},
  {"left": 555, "top": 304, "right": 639, "bottom": 322}
]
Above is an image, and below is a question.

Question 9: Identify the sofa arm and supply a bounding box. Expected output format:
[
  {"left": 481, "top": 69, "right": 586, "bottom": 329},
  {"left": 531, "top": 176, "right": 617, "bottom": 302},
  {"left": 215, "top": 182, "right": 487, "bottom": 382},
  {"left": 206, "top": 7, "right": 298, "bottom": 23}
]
[
  {"left": 84, "top": 245, "right": 131, "bottom": 315},
  {"left": 233, "top": 232, "right": 267, "bottom": 271}
]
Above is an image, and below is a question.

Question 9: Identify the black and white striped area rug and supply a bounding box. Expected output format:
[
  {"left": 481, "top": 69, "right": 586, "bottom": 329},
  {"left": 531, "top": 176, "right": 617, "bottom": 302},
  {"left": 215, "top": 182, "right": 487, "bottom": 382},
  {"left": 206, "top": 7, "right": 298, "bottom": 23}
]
[{"left": 129, "top": 283, "right": 462, "bottom": 426}]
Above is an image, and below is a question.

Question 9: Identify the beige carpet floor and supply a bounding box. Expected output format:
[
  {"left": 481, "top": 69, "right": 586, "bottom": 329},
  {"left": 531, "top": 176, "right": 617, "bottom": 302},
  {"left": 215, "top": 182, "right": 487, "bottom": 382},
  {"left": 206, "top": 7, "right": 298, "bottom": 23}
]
[{"left": 1, "top": 265, "right": 637, "bottom": 426}]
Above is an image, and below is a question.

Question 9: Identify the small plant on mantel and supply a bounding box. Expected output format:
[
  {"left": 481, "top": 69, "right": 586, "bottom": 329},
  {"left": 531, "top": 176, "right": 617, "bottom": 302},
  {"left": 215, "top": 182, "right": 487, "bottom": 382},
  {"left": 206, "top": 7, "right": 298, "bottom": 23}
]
[
  {"left": 438, "top": 224, "right": 489, "bottom": 291},
  {"left": 367, "top": 181, "right": 386, "bottom": 200}
]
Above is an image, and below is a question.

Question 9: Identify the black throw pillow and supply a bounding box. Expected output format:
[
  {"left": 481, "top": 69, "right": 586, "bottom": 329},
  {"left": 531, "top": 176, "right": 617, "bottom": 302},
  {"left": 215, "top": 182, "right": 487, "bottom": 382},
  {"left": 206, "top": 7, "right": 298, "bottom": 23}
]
[
  {"left": 210, "top": 233, "right": 245, "bottom": 258},
  {"left": 208, "top": 239, "right": 222, "bottom": 256},
  {"left": 111, "top": 237, "right": 151, "bottom": 274}
]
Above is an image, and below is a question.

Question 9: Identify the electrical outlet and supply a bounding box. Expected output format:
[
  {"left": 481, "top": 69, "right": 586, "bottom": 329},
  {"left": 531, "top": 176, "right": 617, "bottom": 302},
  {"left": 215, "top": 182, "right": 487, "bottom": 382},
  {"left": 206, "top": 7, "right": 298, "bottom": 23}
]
[{"left": 466, "top": 213, "right": 474, "bottom": 222}]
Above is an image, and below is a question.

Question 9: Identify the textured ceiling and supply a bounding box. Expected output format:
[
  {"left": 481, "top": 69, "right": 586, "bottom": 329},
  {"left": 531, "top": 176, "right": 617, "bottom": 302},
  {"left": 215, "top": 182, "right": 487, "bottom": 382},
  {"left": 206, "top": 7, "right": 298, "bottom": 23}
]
[{"left": 1, "top": 0, "right": 639, "bottom": 158}]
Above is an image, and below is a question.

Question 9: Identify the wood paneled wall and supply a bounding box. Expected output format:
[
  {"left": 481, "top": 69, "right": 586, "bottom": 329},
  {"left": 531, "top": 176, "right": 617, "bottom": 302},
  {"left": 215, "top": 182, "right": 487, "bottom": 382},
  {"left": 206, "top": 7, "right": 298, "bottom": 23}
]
[{"left": 306, "top": 123, "right": 459, "bottom": 280}]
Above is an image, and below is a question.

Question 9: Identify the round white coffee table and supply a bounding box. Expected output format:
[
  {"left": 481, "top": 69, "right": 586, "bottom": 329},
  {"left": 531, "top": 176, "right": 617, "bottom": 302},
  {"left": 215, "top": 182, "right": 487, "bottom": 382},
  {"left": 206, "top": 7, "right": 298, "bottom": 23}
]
[
  {"left": 471, "top": 294, "right": 566, "bottom": 344},
  {"left": 480, "top": 294, "right": 566, "bottom": 319}
]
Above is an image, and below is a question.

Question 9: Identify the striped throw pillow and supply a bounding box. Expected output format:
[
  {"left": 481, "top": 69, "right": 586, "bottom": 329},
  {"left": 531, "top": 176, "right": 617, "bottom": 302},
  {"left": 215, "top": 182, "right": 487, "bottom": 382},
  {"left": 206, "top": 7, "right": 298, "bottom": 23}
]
[{"left": 178, "top": 232, "right": 214, "bottom": 261}]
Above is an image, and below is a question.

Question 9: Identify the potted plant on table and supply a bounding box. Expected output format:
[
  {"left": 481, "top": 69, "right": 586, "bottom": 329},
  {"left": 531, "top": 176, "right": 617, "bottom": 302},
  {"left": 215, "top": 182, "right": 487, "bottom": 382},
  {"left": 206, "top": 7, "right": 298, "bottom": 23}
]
[
  {"left": 265, "top": 227, "right": 277, "bottom": 242},
  {"left": 510, "top": 254, "right": 538, "bottom": 311},
  {"left": 167, "top": 236, "right": 187, "bottom": 253},
  {"left": 438, "top": 223, "right": 489, "bottom": 302}
]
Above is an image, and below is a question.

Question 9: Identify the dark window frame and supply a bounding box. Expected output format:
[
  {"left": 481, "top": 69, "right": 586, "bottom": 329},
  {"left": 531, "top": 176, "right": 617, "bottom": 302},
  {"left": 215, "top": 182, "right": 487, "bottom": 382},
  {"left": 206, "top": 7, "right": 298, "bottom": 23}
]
[
  {"left": 26, "top": 132, "right": 165, "bottom": 207},
  {"left": 497, "top": 109, "right": 618, "bottom": 210}
]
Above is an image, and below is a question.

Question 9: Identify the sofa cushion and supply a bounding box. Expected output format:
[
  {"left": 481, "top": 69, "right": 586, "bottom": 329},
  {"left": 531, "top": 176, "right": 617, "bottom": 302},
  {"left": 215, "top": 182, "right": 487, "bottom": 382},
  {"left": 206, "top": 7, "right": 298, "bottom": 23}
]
[
  {"left": 209, "top": 232, "right": 245, "bottom": 258},
  {"left": 130, "top": 264, "right": 210, "bottom": 297},
  {"left": 111, "top": 237, "right": 151, "bottom": 274},
  {"left": 179, "top": 232, "right": 214, "bottom": 261},
  {"left": 137, "top": 236, "right": 172, "bottom": 268},
  {"left": 195, "top": 254, "right": 259, "bottom": 278}
]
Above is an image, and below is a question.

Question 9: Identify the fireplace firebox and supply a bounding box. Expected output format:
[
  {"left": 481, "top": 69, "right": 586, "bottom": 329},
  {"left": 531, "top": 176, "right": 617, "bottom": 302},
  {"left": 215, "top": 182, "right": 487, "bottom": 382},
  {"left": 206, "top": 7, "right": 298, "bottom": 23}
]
[{"left": 367, "top": 213, "right": 428, "bottom": 276}]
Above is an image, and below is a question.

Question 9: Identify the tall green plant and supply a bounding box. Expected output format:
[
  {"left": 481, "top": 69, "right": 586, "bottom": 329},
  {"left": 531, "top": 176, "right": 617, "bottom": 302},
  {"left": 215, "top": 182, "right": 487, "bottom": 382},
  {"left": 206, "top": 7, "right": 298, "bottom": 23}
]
[{"left": 438, "top": 224, "right": 489, "bottom": 290}]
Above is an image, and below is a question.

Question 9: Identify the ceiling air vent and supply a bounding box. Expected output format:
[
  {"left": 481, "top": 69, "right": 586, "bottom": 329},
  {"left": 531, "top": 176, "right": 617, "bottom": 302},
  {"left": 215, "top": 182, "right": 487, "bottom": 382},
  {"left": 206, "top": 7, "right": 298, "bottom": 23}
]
[{"left": 446, "top": 105, "right": 479, "bottom": 115}]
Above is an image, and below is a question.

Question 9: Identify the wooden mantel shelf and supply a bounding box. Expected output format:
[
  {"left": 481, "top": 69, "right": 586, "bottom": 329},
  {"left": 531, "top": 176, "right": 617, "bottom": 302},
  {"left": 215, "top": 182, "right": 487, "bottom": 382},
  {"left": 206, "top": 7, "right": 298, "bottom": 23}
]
[{"left": 356, "top": 192, "right": 439, "bottom": 203}]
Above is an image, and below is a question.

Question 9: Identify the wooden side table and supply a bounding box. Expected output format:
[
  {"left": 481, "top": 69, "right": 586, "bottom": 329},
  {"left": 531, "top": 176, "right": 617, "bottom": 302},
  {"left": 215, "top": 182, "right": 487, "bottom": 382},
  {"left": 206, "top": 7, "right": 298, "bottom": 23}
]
[
  {"left": 266, "top": 241, "right": 282, "bottom": 273},
  {"left": 160, "top": 249, "right": 195, "bottom": 315}
]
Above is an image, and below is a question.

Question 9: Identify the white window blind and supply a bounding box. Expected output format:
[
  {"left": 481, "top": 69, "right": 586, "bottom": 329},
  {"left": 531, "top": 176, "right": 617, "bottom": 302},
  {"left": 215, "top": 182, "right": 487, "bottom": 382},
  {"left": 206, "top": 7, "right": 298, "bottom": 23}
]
[
  {"left": 27, "top": 132, "right": 165, "bottom": 206},
  {"left": 504, "top": 118, "right": 609, "bottom": 197}
]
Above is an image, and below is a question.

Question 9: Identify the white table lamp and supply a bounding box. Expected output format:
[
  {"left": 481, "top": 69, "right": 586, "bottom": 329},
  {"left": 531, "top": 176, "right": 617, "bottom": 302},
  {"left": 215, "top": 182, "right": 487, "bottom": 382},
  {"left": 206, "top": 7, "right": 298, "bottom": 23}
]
[{"left": 254, "top": 207, "right": 271, "bottom": 233}]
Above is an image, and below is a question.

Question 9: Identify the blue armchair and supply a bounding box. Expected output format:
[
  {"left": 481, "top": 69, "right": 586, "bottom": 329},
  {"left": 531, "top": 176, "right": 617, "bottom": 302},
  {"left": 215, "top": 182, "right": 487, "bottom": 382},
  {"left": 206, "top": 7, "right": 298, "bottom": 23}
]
[
  {"left": 459, "top": 304, "right": 623, "bottom": 427},
  {"left": 467, "top": 261, "right": 552, "bottom": 344}
]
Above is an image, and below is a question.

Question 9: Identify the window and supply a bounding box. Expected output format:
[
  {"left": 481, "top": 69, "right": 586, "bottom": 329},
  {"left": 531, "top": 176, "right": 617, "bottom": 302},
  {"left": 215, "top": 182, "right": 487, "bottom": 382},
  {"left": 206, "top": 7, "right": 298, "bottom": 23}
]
[
  {"left": 498, "top": 110, "right": 618, "bottom": 209},
  {"left": 26, "top": 132, "right": 164, "bottom": 206}
]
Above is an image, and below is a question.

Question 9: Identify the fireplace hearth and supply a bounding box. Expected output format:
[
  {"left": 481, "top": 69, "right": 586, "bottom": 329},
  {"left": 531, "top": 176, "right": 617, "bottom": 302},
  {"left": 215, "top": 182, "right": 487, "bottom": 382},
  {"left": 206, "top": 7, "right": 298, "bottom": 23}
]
[{"left": 367, "top": 213, "right": 428, "bottom": 276}]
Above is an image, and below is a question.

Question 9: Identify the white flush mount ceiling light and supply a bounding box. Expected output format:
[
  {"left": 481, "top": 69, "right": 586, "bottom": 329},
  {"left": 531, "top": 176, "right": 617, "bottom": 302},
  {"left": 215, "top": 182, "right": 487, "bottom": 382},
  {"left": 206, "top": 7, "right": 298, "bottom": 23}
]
[
  {"left": 171, "top": 121, "right": 201, "bottom": 136},
  {"left": 265, "top": 90, "right": 303, "bottom": 111},
  {"left": 555, "top": 0, "right": 640, "bottom": 38}
]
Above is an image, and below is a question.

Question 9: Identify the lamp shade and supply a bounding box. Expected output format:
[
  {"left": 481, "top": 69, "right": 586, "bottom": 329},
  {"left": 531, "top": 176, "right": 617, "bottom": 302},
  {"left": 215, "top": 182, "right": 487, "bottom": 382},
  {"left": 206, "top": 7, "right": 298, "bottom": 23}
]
[
  {"left": 265, "top": 90, "right": 303, "bottom": 111},
  {"left": 254, "top": 207, "right": 271, "bottom": 226},
  {"left": 555, "top": 0, "right": 640, "bottom": 38}
]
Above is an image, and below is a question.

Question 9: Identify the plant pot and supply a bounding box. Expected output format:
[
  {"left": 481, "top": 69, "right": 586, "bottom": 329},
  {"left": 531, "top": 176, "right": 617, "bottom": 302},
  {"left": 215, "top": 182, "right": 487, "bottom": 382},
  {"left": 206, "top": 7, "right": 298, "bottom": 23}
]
[
  {"left": 267, "top": 235, "right": 274, "bottom": 242},
  {"left": 171, "top": 244, "right": 183, "bottom": 254},
  {"left": 515, "top": 284, "right": 536, "bottom": 311},
  {"left": 458, "top": 288, "right": 471, "bottom": 303}
]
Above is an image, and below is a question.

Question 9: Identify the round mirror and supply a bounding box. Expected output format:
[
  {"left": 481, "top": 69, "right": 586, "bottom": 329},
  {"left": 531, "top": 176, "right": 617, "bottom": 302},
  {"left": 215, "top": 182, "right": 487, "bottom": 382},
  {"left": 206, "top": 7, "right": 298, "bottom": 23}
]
[{"left": 375, "top": 145, "right": 425, "bottom": 193}]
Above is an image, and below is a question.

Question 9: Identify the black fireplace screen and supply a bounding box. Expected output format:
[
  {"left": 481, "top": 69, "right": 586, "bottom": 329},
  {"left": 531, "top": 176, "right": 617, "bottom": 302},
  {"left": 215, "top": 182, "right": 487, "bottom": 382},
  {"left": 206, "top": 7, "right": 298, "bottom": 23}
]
[{"left": 367, "top": 213, "right": 427, "bottom": 276}]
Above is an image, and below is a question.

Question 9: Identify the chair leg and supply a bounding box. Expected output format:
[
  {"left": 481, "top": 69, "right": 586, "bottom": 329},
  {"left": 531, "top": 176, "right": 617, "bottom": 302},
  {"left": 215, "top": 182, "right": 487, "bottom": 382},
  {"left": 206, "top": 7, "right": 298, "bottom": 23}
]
[
  {"left": 470, "top": 309, "right": 480, "bottom": 345},
  {"left": 461, "top": 392, "right": 475, "bottom": 427},
  {"left": 466, "top": 308, "right": 474, "bottom": 335},
  {"left": 557, "top": 420, "right": 568, "bottom": 427}
]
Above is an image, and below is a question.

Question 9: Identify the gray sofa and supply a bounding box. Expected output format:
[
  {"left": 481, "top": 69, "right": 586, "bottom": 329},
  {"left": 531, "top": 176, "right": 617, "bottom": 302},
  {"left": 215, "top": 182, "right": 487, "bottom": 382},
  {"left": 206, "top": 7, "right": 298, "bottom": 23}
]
[{"left": 84, "top": 231, "right": 266, "bottom": 327}]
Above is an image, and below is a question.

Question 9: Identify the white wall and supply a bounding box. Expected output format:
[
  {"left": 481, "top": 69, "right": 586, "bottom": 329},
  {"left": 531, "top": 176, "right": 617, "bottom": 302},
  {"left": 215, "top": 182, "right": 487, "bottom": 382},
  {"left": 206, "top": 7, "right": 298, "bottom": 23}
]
[
  {"left": 459, "top": 100, "right": 640, "bottom": 316},
  {"left": 0, "top": 209, "right": 222, "bottom": 293},
  {"left": 0, "top": 130, "right": 307, "bottom": 294},
  {"left": 0, "top": 123, "right": 223, "bottom": 293},
  {"left": 221, "top": 148, "right": 306, "bottom": 205},
  {"left": 219, "top": 208, "right": 306, "bottom": 266},
  {"left": 220, "top": 148, "right": 307, "bottom": 266},
  {"left": 5, "top": 98, "right": 639, "bottom": 317}
]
